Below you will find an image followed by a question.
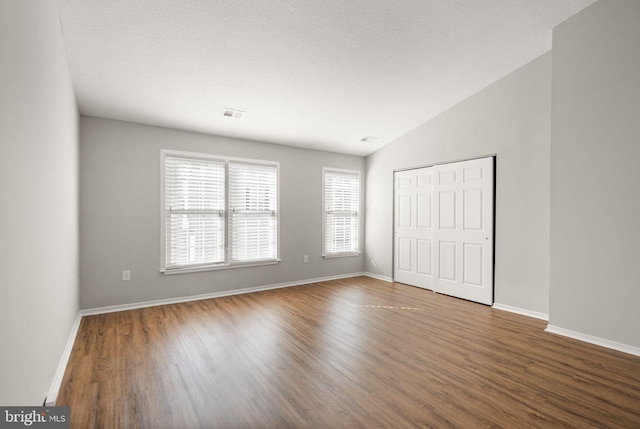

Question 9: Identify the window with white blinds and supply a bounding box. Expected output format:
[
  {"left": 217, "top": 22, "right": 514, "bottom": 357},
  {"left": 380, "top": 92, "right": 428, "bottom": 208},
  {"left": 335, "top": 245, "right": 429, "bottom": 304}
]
[
  {"left": 322, "top": 168, "right": 361, "bottom": 257},
  {"left": 161, "top": 150, "right": 279, "bottom": 272},
  {"left": 229, "top": 162, "right": 278, "bottom": 262},
  {"left": 164, "top": 156, "right": 226, "bottom": 269}
]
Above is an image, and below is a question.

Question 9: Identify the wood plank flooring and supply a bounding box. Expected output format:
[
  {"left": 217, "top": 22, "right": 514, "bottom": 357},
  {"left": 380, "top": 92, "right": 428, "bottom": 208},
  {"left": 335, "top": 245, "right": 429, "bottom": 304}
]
[{"left": 57, "top": 277, "right": 640, "bottom": 428}]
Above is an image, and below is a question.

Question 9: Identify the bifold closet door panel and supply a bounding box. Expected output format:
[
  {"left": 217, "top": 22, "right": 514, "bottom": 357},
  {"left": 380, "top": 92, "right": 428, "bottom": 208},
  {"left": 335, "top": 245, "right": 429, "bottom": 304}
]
[
  {"left": 433, "top": 157, "right": 494, "bottom": 305},
  {"left": 393, "top": 167, "right": 434, "bottom": 290}
]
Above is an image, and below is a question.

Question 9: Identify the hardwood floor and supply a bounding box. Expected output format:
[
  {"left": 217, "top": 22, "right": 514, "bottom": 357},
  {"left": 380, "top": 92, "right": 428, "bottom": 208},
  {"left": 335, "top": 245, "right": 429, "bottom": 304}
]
[{"left": 57, "top": 277, "right": 640, "bottom": 428}]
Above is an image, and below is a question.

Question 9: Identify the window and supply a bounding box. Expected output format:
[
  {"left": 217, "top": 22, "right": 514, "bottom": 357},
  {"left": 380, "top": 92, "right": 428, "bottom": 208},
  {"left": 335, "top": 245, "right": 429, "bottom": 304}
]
[
  {"left": 228, "top": 162, "right": 278, "bottom": 262},
  {"left": 322, "top": 168, "right": 361, "bottom": 257},
  {"left": 164, "top": 155, "right": 226, "bottom": 268},
  {"left": 161, "top": 150, "right": 278, "bottom": 273}
]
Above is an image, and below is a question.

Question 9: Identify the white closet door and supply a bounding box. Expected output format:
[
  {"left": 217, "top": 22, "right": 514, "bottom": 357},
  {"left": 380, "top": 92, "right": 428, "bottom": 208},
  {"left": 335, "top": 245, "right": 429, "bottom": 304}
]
[
  {"left": 393, "top": 168, "right": 434, "bottom": 290},
  {"left": 433, "top": 157, "right": 494, "bottom": 305}
]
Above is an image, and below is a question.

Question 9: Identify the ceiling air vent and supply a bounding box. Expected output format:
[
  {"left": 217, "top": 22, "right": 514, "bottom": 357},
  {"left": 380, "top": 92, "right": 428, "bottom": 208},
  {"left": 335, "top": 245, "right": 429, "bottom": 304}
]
[{"left": 223, "top": 108, "right": 246, "bottom": 119}]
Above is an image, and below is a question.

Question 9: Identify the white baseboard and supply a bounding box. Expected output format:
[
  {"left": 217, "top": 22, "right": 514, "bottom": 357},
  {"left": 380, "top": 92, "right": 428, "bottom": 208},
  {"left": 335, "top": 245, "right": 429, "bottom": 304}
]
[
  {"left": 80, "top": 272, "right": 366, "bottom": 316},
  {"left": 492, "top": 303, "right": 549, "bottom": 321},
  {"left": 545, "top": 325, "right": 640, "bottom": 357},
  {"left": 363, "top": 272, "right": 393, "bottom": 282},
  {"left": 46, "top": 312, "right": 83, "bottom": 406}
]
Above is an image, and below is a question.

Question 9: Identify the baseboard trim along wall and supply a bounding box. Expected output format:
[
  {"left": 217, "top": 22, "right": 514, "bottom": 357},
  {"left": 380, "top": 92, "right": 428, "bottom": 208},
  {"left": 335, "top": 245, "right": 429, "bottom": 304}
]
[
  {"left": 47, "top": 272, "right": 379, "bottom": 404},
  {"left": 545, "top": 325, "right": 640, "bottom": 357},
  {"left": 492, "top": 303, "right": 549, "bottom": 321},
  {"left": 45, "top": 312, "right": 83, "bottom": 406},
  {"left": 80, "top": 272, "right": 375, "bottom": 316},
  {"left": 363, "top": 272, "right": 393, "bottom": 282}
]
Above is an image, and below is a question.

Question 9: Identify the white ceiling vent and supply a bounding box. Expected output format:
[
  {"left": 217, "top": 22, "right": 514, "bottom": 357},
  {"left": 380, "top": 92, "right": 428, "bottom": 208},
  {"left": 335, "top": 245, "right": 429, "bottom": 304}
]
[
  {"left": 360, "top": 136, "right": 378, "bottom": 143},
  {"left": 223, "top": 108, "right": 246, "bottom": 119}
]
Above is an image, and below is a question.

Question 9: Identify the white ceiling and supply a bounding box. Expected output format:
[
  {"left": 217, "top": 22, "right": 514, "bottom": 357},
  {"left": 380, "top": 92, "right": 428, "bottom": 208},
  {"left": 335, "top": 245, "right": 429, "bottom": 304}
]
[{"left": 55, "top": 0, "right": 596, "bottom": 156}]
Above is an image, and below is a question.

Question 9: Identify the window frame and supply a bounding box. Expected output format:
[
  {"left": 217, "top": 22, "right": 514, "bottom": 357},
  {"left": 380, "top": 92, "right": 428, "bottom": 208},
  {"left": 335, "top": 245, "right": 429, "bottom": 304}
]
[
  {"left": 161, "top": 149, "right": 280, "bottom": 274},
  {"left": 322, "top": 167, "right": 362, "bottom": 258}
]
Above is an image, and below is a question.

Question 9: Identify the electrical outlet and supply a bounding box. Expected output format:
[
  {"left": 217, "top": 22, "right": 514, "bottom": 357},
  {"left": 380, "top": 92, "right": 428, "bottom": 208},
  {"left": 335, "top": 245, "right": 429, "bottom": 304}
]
[
  {"left": 303, "top": 255, "right": 309, "bottom": 264},
  {"left": 122, "top": 270, "right": 131, "bottom": 281}
]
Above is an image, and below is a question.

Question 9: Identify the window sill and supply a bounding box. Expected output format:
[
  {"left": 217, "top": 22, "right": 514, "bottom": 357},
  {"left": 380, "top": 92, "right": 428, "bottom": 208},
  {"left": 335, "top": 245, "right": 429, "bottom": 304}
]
[
  {"left": 322, "top": 252, "right": 361, "bottom": 259},
  {"left": 162, "top": 259, "right": 280, "bottom": 275}
]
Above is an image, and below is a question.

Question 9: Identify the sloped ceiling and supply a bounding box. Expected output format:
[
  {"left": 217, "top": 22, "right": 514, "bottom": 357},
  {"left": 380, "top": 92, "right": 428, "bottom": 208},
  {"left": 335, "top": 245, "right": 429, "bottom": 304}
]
[{"left": 56, "top": 0, "right": 596, "bottom": 156}]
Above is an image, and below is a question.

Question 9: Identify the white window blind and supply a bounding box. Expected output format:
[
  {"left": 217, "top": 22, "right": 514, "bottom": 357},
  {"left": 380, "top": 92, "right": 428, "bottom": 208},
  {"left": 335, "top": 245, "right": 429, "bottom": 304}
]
[
  {"left": 323, "top": 168, "right": 360, "bottom": 256},
  {"left": 164, "top": 156, "right": 226, "bottom": 269},
  {"left": 162, "top": 150, "right": 279, "bottom": 273},
  {"left": 229, "top": 162, "right": 278, "bottom": 262}
]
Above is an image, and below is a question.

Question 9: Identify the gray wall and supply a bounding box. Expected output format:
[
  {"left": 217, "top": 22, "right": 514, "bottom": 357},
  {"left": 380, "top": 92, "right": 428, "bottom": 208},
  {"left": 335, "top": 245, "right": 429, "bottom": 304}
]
[
  {"left": 80, "top": 117, "right": 365, "bottom": 309},
  {"left": 0, "top": 1, "right": 79, "bottom": 404},
  {"left": 365, "top": 53, "right": 551, "bottom": 314},
  {"left": 550, "top": 0, "right": 640, "bottom": 347}
]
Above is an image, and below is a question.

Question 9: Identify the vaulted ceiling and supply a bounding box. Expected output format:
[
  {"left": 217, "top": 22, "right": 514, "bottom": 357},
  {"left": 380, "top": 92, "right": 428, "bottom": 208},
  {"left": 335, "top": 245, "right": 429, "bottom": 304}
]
[{"left": 56, "top": 0, "right": 596, "bottom": 156}]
